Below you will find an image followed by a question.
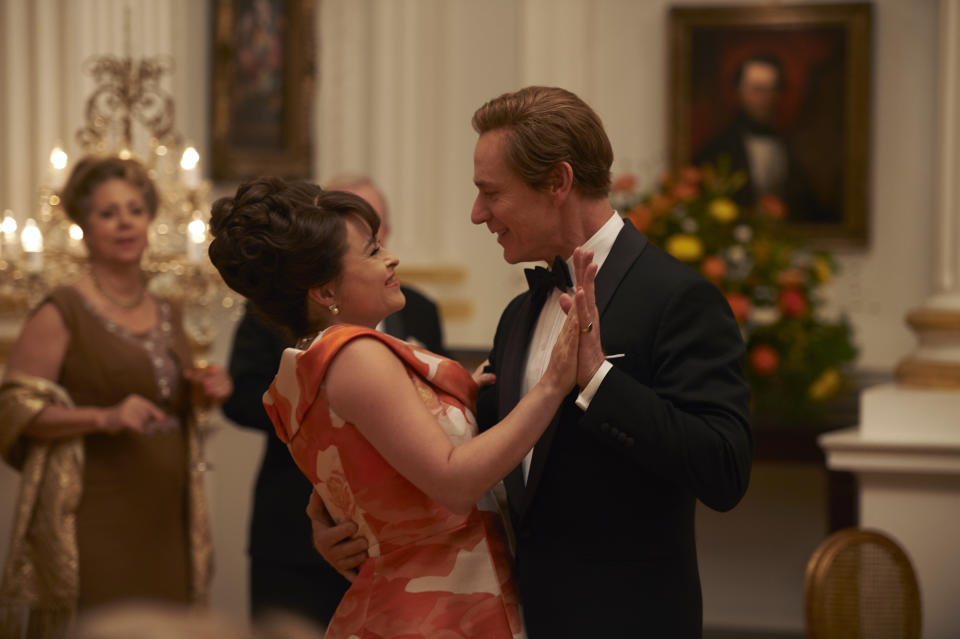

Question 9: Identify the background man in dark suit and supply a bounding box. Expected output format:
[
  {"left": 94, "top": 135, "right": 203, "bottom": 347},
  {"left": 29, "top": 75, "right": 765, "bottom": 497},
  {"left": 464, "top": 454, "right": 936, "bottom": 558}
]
[
  {"left": 314, "top": 86, "right": 752, "bottom": 638},
  {"left": 222, "top": 176, "right": 446, "bottom": 628}
]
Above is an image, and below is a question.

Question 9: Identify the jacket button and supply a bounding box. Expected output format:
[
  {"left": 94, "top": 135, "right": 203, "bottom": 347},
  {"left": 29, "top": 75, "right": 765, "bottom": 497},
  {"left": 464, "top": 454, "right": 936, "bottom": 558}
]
[
  {"left": 625, "top": 436, "right": 635, "bottom": 447},
  {"left": 616, "top": 431, "right": 628, "bottom": 443},
  {"left": 599, "top": 422, "right": 611, "bottom": 434}
]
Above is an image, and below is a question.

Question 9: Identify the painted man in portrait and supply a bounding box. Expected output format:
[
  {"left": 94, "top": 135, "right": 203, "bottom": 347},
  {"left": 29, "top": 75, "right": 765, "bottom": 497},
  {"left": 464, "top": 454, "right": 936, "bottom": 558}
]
[{"left": 694, "top": 53, "right": 835, "bottom": 224}]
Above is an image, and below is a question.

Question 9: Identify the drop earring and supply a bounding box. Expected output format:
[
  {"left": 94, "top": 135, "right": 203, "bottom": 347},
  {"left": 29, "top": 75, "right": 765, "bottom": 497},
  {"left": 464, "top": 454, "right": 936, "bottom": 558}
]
[{"left": 329, "top": 303, "right": 340, "bottom": 315}]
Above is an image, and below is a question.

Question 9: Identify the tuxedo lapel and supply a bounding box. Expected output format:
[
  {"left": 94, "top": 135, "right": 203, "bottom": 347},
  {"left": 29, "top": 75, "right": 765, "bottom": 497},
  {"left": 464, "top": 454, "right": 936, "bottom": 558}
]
[
  {"left": 498, "top": 290, "right": 548, "bottom": 519},
  {"left": 594, "top": 220, "right": 648, "bottom": 318},
  {"left": 497, "top": 291, "right": 547, "bottom": 414},
  {"left": 516, "top": 222, "right": 648, "bottom": 521},
  {"left": 515, "top": 410, "right": 562, "bottom": 519}
]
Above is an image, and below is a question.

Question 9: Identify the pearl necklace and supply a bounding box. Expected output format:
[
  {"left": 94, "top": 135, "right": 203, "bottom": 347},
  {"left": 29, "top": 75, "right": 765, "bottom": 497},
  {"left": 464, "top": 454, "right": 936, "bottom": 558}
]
[{"left": 91, "top": 270, "right": 146, "bottom": 309}]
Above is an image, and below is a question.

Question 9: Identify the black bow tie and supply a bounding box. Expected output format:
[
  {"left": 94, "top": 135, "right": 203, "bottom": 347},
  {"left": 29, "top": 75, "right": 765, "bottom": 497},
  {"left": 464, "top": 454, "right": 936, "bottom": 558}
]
[{"left": 524, "top": 255, "right": 572, "bottom": 294}]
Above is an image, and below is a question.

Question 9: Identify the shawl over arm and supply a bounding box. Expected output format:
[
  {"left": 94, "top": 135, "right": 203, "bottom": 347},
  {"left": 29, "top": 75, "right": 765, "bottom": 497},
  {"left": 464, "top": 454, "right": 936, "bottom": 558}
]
[
  {"left": 0, "top": 371, "right": 212, "bottom": 608},
  {"left": 0, "top": 372, "right": 82, "bottom": 608}
]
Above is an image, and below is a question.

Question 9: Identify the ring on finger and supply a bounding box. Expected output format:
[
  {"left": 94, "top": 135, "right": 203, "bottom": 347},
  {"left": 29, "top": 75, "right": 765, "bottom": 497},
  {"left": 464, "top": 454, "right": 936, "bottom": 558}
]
[{"left": 580, "top": 321, "right": 594, "bottom": 334}]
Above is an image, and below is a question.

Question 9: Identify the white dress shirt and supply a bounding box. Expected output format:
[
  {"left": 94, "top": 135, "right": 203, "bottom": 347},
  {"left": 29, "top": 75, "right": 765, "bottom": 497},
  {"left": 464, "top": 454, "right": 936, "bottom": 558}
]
[{"left": 519, "top": 212, "right": 623, "bottom": 482}]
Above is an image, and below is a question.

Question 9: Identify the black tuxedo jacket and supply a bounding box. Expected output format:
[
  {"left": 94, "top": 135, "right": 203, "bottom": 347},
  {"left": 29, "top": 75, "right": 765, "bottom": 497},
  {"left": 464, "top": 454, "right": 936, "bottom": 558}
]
[
  {"left": 221, "top": 285, "right": 447, "bottom": 591},
  {"left": 477, "top": 221, "right": 752, "bottom": 638}
]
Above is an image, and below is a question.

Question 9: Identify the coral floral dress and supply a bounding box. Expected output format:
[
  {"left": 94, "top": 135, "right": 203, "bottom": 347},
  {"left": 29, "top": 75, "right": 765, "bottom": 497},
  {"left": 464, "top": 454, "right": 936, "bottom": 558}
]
[{"left": 264, "top": 325, "right": 525, "bottom": 639}]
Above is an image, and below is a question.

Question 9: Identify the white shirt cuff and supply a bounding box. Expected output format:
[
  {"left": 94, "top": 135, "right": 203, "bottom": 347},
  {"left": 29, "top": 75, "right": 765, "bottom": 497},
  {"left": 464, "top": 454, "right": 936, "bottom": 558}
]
[{"left": 575, "top": 360, "right": 613, "bottom": 411}]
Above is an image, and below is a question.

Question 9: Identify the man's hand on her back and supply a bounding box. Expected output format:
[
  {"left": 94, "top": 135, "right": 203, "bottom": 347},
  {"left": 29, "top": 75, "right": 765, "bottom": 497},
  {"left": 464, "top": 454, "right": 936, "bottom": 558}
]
[{"left": 306, "top": 490, "right": 369, "bottom": 582}]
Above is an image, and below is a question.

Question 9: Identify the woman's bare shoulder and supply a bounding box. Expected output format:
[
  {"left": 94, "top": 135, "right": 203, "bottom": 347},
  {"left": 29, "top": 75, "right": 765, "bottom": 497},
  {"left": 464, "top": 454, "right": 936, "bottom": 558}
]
[{"left": 5, "top": 301, "right": 69, "bottom": 380}]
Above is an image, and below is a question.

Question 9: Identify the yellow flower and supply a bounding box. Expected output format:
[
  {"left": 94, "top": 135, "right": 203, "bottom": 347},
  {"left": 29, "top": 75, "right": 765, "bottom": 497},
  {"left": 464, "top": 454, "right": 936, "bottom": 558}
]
[
  {"left": 808, "top": 368, "right": 841, "bottom": 400},
  {"left": 666, "top": 234, "right": 704, "bottom": 261},
  {"left": 813, "top": 257, "right": 832, "bottom": 284},
  {"left": 708, "top": 197, "right": 738, "bottom": 223}
]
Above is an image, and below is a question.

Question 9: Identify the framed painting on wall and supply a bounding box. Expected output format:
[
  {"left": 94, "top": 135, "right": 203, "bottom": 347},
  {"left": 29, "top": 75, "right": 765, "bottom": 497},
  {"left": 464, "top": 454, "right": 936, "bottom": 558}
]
[
  {"left": 211, "top": 0, "right": 315, "bottom": 180},
  {"left": 669, "top": 3, "right": 873, "bottom": 246}
]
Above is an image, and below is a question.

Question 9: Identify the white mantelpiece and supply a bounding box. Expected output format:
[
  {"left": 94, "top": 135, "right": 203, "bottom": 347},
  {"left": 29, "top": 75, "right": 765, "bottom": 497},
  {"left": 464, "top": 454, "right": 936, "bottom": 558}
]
[
  {"left": 820, "top": 383, "right": 960, "bottom": 639},
  {"left": 820, "top": 387, "right": 960, "bottom": 639}
]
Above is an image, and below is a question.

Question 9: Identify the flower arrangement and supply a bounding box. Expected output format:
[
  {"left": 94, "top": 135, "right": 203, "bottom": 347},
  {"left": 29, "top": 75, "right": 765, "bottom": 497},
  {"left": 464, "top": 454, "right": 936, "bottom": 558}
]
[{"left": 610, "top": 164, "right": 858, "bottom": 421}]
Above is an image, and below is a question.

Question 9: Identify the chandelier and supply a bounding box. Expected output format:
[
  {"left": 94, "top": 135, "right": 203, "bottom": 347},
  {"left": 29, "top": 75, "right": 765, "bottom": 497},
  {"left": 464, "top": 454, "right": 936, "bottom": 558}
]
[{"left": 0, "top": 51, "right": 238, "bottom": 354}]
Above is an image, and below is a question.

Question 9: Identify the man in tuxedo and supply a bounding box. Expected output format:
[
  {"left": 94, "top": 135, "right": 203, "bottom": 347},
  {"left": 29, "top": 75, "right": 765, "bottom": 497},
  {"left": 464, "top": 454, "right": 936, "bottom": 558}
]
[
  {"left": 312, "top": 87, "right": 752, "bottom": 638},
  {"left": 470, "top": 86, "right": 752, "bottom": 637},
  {"left": 223, "top": 176, "right": 446, "bottom": 628}
]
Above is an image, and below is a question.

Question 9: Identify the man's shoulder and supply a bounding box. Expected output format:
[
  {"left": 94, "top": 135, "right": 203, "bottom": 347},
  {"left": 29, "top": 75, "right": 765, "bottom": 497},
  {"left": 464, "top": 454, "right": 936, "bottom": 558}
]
[
  {"left": 605, "top": 240, "right": 726, "bottom": 322},
  {"left": 629, "top": 238, "right": 703, "bottom": 286},
  {"left": 399, "top": 284, "right": 438, "bottom": 312},
  {"left": 499, "top": 289, "right": 531, "bottom": 317}
]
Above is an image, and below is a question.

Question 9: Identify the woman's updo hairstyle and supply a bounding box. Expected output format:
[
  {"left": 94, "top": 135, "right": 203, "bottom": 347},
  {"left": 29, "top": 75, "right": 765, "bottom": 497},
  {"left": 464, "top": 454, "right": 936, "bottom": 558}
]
[
  {"left": 60, "top": 156, "right": 159, "bottom": 226},
  {"left": 208, "top": 176, "right": 380, "bottom": 337}
]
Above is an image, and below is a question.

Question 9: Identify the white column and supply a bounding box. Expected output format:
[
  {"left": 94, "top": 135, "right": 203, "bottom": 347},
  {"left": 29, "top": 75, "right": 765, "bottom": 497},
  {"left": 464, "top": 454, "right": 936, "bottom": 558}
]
[
  {"left": 316, "top": 0, "right": 374, "bottom": 179},
  {"left": 3, "top": 0, "right": 32, "bottom": 224},
  {"left": 519, "top": 0, "right": 594, "bottom": 94},
  {"left": 895, "top": 0, "right": 960, "bottom": 385},
  {"left": 34, "top": 0, "right": 62, "bottom": 189},
  {"left": 931, "top": 0, "right": 960, "bottom": 309}
]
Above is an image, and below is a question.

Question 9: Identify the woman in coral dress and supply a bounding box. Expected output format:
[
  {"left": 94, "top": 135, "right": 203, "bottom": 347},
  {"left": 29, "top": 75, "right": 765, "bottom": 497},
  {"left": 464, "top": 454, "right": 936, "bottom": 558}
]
[{"left": 208, "top": 178, "right": 594, "bottom": 638}]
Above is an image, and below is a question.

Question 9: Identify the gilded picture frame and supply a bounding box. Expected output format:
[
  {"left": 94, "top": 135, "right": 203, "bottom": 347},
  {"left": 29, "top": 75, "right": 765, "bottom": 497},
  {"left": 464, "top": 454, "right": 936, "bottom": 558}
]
[
  {"left": 211, "top": 0, "right": 315, "bottom": 180},
  {"left": 669, "top": 3, "right": 873, "bottom": 246}
]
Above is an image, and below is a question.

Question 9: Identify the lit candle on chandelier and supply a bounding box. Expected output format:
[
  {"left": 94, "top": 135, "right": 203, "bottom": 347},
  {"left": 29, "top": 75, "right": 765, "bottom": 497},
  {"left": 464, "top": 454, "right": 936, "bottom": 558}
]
[
  {"left": 1, "top": 212, "right": 18, "bottom": 259},
  {"left": 49, "top": 145, "right": 69, "bottom": 188},
  {"left": 68, "top": 223, "right": 84, "bottom": 255},
  {"left": 187, "top": 217, "right": 207, "bottom": 263},
  {"left": 20, "top": 218, "right": 44, "bottom": 272},
  {"left": 180, "top": 146, "right": 201, "bottom": 189}
]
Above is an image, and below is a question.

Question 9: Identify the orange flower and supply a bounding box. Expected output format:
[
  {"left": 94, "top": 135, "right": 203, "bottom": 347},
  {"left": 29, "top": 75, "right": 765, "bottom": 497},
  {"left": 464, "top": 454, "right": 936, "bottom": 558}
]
[
  {"left": 701, "top": 255, "right": 727, "bottom": 283},
  {"left": 679, "top": 166, "right": 702, "bottom": 185},
  {"left": 760, "top": 194, "right": 787, "bottom": 220},
  {"left": 749, "top": 344, "right": 780, "bottom": 376},
  {"left": 626, "top": 204, "right": 653, "bottom": 233},
  {"left": 776, "top": 269, "right": 807, "bottom": 287},
  {"left": 611, "top": 173, "right": 637, "bottom": 193},
  {"left": 672, "top": 181, "right": 698, "bottom": 202},
  {"left": 650, "top": 192, "right": 674, "bottom": 214},
  {"left": 725, "top": 292, "right": 751, "bottom": 323}
]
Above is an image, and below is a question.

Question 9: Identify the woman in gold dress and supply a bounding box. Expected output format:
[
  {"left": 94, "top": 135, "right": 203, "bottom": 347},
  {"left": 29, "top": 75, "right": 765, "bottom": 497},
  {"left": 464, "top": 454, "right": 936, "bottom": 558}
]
[{"left": 0, "top": 156, "right": 232, "bottom": 626}]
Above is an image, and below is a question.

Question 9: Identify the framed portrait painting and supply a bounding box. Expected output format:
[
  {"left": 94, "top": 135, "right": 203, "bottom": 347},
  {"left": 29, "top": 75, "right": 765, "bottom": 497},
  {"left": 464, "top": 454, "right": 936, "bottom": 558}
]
[
  {"left": 669, "top": 3, "right": 873, "bottom": 246},
  {"left": 211, "top": 0, "right": 315, "bottom": 180}
]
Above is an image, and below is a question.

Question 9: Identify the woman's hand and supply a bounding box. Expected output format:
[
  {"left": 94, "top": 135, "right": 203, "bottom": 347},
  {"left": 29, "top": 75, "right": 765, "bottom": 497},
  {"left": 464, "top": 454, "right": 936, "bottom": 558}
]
[
  {"left": 560, "top": 247, "right": 604, "bottom": 388},
  {"left": 306, "top": 491, "right": 368, "bottom": 583},
  {"left": 185, "top": 363, "right": 234, "bottom": 407},
  {"left": 99, "top": 394, "right": 168, "bottom": 434},
  {"left": 471, "top": 360, "right": 496, "bottom": 387}
]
